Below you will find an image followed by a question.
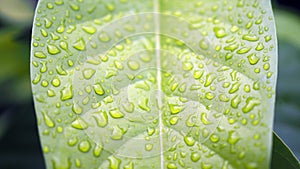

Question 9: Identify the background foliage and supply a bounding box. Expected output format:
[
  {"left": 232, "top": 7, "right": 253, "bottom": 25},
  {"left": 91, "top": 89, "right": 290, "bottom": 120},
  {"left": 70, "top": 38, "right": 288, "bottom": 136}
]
[{"left": 0, "top": 0, "right": 299, "bottom": 168}]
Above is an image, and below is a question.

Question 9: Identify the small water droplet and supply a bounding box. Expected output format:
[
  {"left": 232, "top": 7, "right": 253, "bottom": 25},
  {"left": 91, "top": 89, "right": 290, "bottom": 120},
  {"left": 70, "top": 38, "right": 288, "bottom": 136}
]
[
  {"left": 184, "top": 136, "right": 195, "bottom": 146},
  {"left": 82, "top": 68, "right": 96, "bottom": 79},
  {"left": 213, "top": 27, "right": 227, "bottom": 38},
  {"left": 51, "top": 77, "right": 61, "bottom": 87},
  {"left": 210, "top": 134, "right": 219, "bottom": 143},
  {"left": 47, "top": 44, "right": 61, "bottom": 55},
  {"left": 73, "top": 38, "right": 86, "bottom": 51},
  {"left": 237, "top": 47, "right": 252, "bottom": 54},
  {"left": 242, "top": 97, "right": 261, "bottom": 113},
  {"left": 167, "top": 163, "right": 177, "bottom": 169},
  {"left": 193, "top": 70, "right": 204, "bottom": 79},
  {"left": 93, "top": 83, "right": 105, "bottom": 95},
  {"left": 231, "top": 95, "right": 241, "bottom": 108},
  {"left": 108, "top": 156, "right": 121, "bottom": 169},
  {"left": 229, "top": 82, "right": 241, "bottom": 94},
  {"left": 43, "top": 111, "right": 55, "bottom": 128},
  {"left": 93, "top": 143, "right": 103, "bottom": 157},
  {"left": 98, "top": 32, "right": 111, "bottom": 42},
  {"left": 145, "top": 143, "right": 153, "bottom": 151},
  {"left": 191, "top": 152, "right": 201, "bottom": 162},
  {"left": 111, "top": 126, "right": 124, "bottom": 140},
  {"left": 169, "top": 104, "right": 184, "bottom": 114},
  {"left": 205, "top": 92, "right": 215, "bottom": 100},
  {"left": 109, "top": 109, "right": 124, "bottom": 119},
  {"left": 71, "top": 117, "right": 88, "bottom": 130},
  {"left": 60, "top": 85, "right": 73, "bottom": 101},
  {"left": 242, "top": 34, "right": 259, "bottom": 42},
  {"left": 34, "top": 51, "right": 47, "bottom": 58},
  {"left": 201, "top": 113, "right": 212, "bottom": 125},
  {"left": 170, "top": 116, "right": 179, "bottom": 125},
  {"left": 204, "top": 73, "right": 216, "bottom": 87},
  {"left": 93, "top": 111, "right": 108, "bottom": 127},
  {"left": 72, "top": 103, "right": 82, "bottom": 114},
  {"left": 68, "top": 137, "right": 78, "bottom": 146},
  {"left": 78, "top": 140, "right": 91, "bottom": 153}
]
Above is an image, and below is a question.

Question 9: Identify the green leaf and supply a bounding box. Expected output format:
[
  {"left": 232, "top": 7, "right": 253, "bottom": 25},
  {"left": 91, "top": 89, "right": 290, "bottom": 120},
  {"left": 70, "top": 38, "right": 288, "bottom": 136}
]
[
  {"left": 271, "top": 132, "right": 300, "bottom": 169},
  {"left": 31, "top": 0, "right": 277, "bottom": 168}
]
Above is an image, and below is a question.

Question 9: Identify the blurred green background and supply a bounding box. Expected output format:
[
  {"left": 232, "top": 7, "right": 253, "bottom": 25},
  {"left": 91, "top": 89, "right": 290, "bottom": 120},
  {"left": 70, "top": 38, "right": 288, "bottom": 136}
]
[{"left": 0, "top": 0, "right": 299, "bottom": 168}]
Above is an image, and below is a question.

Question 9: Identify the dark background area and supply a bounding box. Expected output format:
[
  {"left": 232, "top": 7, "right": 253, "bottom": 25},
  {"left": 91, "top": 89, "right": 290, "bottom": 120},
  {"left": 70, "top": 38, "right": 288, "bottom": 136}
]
[{"left": 0, "top": 0, "right": 299, "bottom": 169}]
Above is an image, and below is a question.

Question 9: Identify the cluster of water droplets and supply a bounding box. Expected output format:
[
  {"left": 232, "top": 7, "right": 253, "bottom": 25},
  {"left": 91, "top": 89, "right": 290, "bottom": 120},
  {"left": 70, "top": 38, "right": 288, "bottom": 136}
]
[{"left": 31, "top": 0, "right": 276, "bottom": 168}]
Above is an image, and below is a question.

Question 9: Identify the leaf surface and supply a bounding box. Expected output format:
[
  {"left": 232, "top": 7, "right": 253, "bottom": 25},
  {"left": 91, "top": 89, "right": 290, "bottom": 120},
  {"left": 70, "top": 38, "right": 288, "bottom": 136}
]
[{"left": 31, "top": 0, "right": 277, "bottom": 168}]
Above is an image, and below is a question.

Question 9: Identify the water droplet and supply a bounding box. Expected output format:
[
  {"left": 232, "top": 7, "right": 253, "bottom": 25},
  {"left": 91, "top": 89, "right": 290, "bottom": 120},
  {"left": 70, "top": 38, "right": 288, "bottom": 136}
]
[
  {"left": 213, "top": 27, "right": 227, "bottom": 38},
  {"left": 224, "top": 43, "right": 239, "bottom": 52},
  {"left": 201, "top": 113, "right": 212, "bottom": 125},
  {"left": 263, "top": 63, "right": 270, "bottom": 70},
  {"left": 70, "top": 3, "right": 80, "bottom": 11},
  {"left": 210, "top": 134, "right": 220, "bottom": 143},
  {"left": 40, "top": 29, "right": 48, "bottom": 37},
  {"left": 193, "top": 70, "right": 204, "bottom": 79},
  {"left": 72, "top": 103, "right": 82, "bottom": 114},
  {"left": 47, "top": 44, "right": 61, "bottom": 55},
  {"left": 183, "top": 62, "right": 194, "bottom": 71},
  {"left": 93, "top": 143, "right": 103, "bottom": 157},
  {"left": 108, "top": 156, "right": 121, "bottom": 169},
  {"left": 264, "top": 35, "right": 272, "bottom": 42},
  {"left": 202, "top": 162, "right": 213, "bottom": 169},
  {"left": 169, "top": 104, "right": 184, "bottom": 114},
  {"left": 184, "top": 136, "right": 195, "bottom": 146},
  {"left": 78, "top": 140, "right": 91, "bottom": 153},
  {"left": 231, "top": 95, "right": 241, "bottom": 108},
  {"left": 82, "top": 68, "right": 96, "bottom": 79},
  {"left": 242, "top": 97, "right": 261, "bottom": 113},
  {"left": 199, "top": 39, "right": 209, "bottom": 50},
  {"left": 71, "top": 117, "right": 88, "bottom": 130},
  {"left": 229, "top": 82, "right": 241, "bottom": 94},
  {"left": 138, "top": 98, "right": 150, "bottom": 112},
  {"left": 244, "top": 84, "right": 251, "bottom": 93},
  {"left": 228, "top": 131, "right": 240, "bottom": 144},
  {"left": 34, "top": 51, "right": 47, "bottom": 58},
  {"left": 51, "top": 77, "right": 61, "bottom": 87},
  {"left": 145, "top": 143, "right": 153, "bottom": 151},
  {"left": 93, "top": 83, "right": 105, "bottom": 95},
  {"left": 191, "top": 152, "right": 201, "bottom": 162},
  {"left": 167, "top": 163, "right": 177, "bottom": 169},
  {"left": 122, "top": 102, "right": 134, "bottom": 113},
  {"left": 242, "top": 34, "right": 259, "bottom": 42},
  {"left": 219, "top": 94, "right": 229, "bottom": 102},
  {"left": 41, "top": 80, "right": 49, "bottom": 87},
  {"left": 109, "top": 109, "right": 124, "bottom": 119},
  {"left": 105, "top": 3, "right": 115, "bottom": 11},
  {"left": 170, "top": 116, "right": 179, "bottom": 125},
  {"left": 73, "top": 38, "right": 86, "bottom": 51},
  {"left": 204, "top": 73, "right": 216, "bottom": 87},
  {"left": 47, "top": 89, "right": 55, "bottom": 97},
  {"left": 247, "top": 54, "right": 260, "bottom": 65},
  {"left": 43, "top": 111, "right": 55, "bottom": 128},
  {"left": 60, "top": 85, "right": 73, "bottom": 101},
  {"left": 114, "top": 60, "right": 123, "bottom": 70},
  {"left": 75, "top": 158, "right": 81, "bottom": 167},
  {"left": 81, "top": 25, "right": 97, "bottom": 35},
  {"left": 145, "top": 128, "right": 154, "bottom": 138},
  {"left": 255, "top": 42, "right": 264, "bottom": 51},
  {"left": 32, "top": 73, "right": 42, "bottom": 84},
  {"left": 99, "top": 32, "right": 111, "bottom": 42},
  {"left": 127, "top": 60, "right": 140, "bottom": 70},
  {"left": 93, "top": 111, "right": 108, "bottom": 127},
  {"left": 111, "top": 126, "right": 124, "bottom": 140},
  {"left": 205, "top": 92, "right": 215, "bottom": 100},
  {"left": 237, "top": 47, "right": 252, "bottom": 54}
]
